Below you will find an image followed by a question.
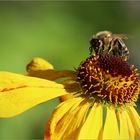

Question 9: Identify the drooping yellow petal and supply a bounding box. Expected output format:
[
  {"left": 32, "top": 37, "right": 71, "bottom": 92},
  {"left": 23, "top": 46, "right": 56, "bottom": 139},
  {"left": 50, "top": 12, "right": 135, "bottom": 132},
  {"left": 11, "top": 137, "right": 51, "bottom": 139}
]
[
  {"left": 103, "top": 107, "right": 119, "bottom": 139},
  {"left": 26, "top": 57, "right": 76, "bottom": 80},
  {"left": 0, "top": 72, "right": 69, "bottom": 117},
  {"left": 45, "top": 97, "right": 90, "bottom": 140},
  {"left": 78, "top": 104, "right": 103, "bottom": 140},
  {"left": 26, "top": 57, "right": 54, "bottom": 72},
  {"left": 27, "top": 70, "right": 76, "bottom": 81},
  {"left": 127, "top": 106, "right": 140, "bottom": 136},
  {"left": 118, "top": 110, "right": 129, "bottom": 139}
]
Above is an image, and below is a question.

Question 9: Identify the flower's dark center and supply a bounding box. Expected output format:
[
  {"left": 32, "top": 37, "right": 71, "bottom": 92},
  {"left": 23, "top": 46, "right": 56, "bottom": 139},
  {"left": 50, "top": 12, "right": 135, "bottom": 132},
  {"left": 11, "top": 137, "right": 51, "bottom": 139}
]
[
  {"left": 98, "top": 54, "right": 132, "bottom": 77},
  {"left": 77, "top": 54, "right": 139, "bottom": 106}
]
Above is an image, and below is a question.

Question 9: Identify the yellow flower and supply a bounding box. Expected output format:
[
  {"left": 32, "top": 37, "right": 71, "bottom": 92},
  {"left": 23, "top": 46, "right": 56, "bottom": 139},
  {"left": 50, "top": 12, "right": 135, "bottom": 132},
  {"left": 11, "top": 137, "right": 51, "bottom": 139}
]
[{"left": 0, "top": 54, "right": 140, "bottom": 140}]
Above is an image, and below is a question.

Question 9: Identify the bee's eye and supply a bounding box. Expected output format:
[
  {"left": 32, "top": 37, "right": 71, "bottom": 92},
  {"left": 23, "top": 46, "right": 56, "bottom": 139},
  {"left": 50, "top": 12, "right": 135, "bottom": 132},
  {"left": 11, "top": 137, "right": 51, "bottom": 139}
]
[
  {"left": 90, "top": 38, "right": 102, "bottom": 47},
  {"left": 89, "top": 38, "right": 103, "bottom": 54}
]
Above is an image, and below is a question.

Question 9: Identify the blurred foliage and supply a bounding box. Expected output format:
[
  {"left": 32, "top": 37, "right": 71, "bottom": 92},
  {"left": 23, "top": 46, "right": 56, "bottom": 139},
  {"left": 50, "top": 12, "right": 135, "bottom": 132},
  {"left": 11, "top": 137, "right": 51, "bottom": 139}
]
[{"left": 0, "top": 1, "right": 140, "bottom": 139}]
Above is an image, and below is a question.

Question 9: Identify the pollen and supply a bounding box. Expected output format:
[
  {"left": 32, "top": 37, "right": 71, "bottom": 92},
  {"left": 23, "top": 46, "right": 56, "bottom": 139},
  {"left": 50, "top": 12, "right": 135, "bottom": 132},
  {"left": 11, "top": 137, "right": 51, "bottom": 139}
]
[{"left": 77, "top": 54, "right": 139, "bottom": 106}]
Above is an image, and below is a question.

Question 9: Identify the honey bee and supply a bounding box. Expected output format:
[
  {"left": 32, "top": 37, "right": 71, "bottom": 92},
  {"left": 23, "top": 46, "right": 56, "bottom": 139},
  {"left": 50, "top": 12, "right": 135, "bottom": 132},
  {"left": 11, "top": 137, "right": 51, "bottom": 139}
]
[{"left": 89, "top": 31, "right": 129, "bottom": 61}]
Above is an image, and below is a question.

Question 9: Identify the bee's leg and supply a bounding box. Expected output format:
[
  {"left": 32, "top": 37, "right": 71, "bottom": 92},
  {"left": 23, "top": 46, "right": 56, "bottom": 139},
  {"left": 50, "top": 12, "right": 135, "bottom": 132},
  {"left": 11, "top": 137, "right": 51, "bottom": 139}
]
[
  {"left": 107, "top": 45, "right": 112, "bottom": 53},
  {"left": 106, "top": 40, "right": 114, "bottom": 55},
  {"left": 122, "top": 51, "right": 129, "bottom": 61},
  {"left": 98, "top": 43, "right": 106, "bottom": 55},
  {"left": 89, "top": 46, "right": 93, "bottom": 55}
]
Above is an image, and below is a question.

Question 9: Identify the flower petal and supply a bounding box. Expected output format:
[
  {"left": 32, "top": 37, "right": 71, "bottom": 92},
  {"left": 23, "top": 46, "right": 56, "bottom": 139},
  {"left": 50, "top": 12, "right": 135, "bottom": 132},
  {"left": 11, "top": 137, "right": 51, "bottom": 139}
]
[
  {"left": 78, "top": 104, "right": 103, "bottom": 140},
  {"left": 127, "top": 106, "right": 140, "bottom": 136},
  {"left": 0, "top": 72, "right": 68, "bottom": 117},
  {"left": 103, "top": 107, "right": 119, "bottom": 139},
  {"left": 60, "top": 80, "right": 80, "bottom": 102},
  {"left": 26, "top": 57, "right": 54, "bottom": 71},
  {"left": 125, "top": 110, "right": 135, "bottom": 140},
  {"left": 26, "top": 57, "right": 76, "bottom": 80},
  {"left": 45, "top": 97, "right": 90, "bottom": 140},
  {"left": 118, "top": 110, "right": 129, "bottom": 139},
  {"left": 27, "top": 70, "right": 76, "bottom": 81}
]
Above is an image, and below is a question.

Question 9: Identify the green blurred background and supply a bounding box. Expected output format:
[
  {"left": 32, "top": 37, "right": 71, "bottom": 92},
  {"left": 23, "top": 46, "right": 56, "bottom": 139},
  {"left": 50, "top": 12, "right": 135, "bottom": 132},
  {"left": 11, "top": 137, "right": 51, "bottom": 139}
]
[{"left": 0, "top": 1, "right": 140, "bottom": 139}]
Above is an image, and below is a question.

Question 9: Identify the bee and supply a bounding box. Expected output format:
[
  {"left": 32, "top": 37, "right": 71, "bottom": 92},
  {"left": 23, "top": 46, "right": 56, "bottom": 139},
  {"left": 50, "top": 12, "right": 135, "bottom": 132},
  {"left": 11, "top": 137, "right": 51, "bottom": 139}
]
[{"left": 89, "top": 31, "right": 129, "bottom": 61}]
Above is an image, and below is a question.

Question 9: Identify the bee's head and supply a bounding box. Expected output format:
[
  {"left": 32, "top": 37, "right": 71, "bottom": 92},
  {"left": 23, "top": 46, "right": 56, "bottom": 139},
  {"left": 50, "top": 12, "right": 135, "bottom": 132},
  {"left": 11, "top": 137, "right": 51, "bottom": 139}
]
[
  {"left": 89, "top": 38, "right": 102, "bottom": 54},
  {"left": 89, "top": 31, "right": 112, "bottom": 55}
]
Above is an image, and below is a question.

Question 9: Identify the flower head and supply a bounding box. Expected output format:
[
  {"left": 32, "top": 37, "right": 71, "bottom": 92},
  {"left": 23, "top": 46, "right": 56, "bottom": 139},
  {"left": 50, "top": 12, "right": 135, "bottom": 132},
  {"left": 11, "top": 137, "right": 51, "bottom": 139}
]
[
  {"left": 0, "top": 31, "right": 140, "bottom": 140},
  {"left": 77, "top": 54, "right": 139, "bottom": 106},
  {"left": 45, "top": 53, "right": 140, "bottom": 140}
]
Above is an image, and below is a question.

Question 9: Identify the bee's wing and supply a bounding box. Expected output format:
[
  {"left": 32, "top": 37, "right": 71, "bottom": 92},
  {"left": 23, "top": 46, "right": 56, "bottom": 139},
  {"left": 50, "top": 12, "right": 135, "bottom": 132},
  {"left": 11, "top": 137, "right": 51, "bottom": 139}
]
[{"left": 112, "top": 34, "right": 128, "bottom": 40}]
